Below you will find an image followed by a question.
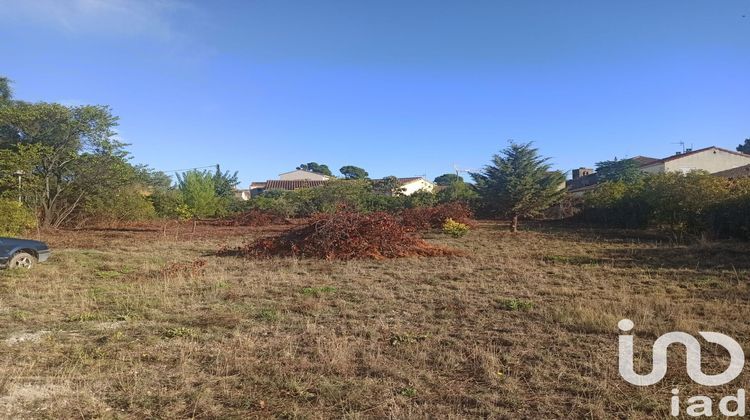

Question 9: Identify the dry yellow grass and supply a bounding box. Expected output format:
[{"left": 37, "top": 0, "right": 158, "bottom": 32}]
[{"left": 1, "top": 221, "right": 749, "bottom": 418}]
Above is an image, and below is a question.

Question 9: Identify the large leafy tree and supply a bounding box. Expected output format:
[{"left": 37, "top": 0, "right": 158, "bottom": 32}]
[
  {"left": 472, "top": 142, "right": 565, "bottom": 232},
  {"left": 297, "top": 162, "right": 332, "bottom": 176},
  {"left": 434, "top": 173, "right": 463, "bottom": 186},
  {"left": 738, "top": 139, "right": 750, "bottom": 154},
  {"left": 0, "top": 100, "right": 129, "bottom": 228},
  {"left": 595, "top": 158, "right": 644, "bottom": 183},
  {"left": 339, "top": 165, "right": 368, "bottom": 179}
]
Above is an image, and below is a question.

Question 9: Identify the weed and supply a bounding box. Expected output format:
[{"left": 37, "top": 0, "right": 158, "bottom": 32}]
[
  {"left": 498, "top": 298, "right": 534, "bottom": 311},
  {"left": 399, "top": 387, "right": 417, "bottom": 398},
  {"left": 301, "top": 286, "right": 337, "bottom": 297},
  {"left": 257, "top": 308, "right": 279, "bottom": 322},
  {"left": 163, "top": 327, "right": 197, "bottom": 339}
]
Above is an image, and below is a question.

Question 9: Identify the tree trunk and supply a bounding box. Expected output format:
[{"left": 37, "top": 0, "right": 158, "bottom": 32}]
[{"left": 511, "top": 215, "right": 518, "bottom": 232}]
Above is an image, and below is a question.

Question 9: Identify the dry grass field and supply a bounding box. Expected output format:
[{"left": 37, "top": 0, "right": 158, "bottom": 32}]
[{"left": 2, "top": 221, "right": 750, "bottom": 418}]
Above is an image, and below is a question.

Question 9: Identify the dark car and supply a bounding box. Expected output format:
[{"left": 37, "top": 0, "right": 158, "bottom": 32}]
[{"left": 0, "top": 237, "right": 51, "bottom": 269}]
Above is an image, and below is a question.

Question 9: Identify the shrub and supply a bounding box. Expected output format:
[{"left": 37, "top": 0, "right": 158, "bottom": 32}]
[
  {"left": 442, "top": 218, "right": 470, "bottom": 237},
  {"left": 223, "top": 207, "right": 459, "bottom": 260},
  {"left": 401, "top": 202, "right": 474, "bottom": 231},
  {"left": 211, "top": 209, "right": 288, "bottom": 227},
  {"left": 405, "top": 190, "right": 437, "bottom": 208},
  {"left": 84, "top": 187, "right": 156, "bottom": 223},
  {"left": 580, "top": 172, "right": 750, "bottom": 240},
  {"left": 150, "top": 189, "right": 186, "bottom": 219},
  {"left": 0, "top": 199, "right": 36, "bottom": 236},
  {"left": 436, "top": 181, "right": 478, "bottom": 204}
]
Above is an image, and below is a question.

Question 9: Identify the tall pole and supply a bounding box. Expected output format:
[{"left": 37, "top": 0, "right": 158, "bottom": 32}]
[{"left": 13, "top": 170, "right": 23, "bottom": 203}]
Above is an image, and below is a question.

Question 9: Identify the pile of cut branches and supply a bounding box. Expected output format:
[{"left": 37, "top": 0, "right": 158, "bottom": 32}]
[{"left": 223, "top": 208, "right": 458, "bottom": 260}]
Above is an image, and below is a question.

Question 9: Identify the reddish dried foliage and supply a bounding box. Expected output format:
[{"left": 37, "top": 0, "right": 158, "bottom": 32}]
[
  {"left": 400, "top": 203, "right": 475, "bottom": 231},
  {"left": 226, "top": 209, "right": 459, "bottom": 260}
]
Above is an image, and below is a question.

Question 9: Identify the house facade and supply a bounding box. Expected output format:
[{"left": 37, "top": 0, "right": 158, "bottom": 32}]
[
  {"left": 639, "top": 147, "right": 750, "bottom": 175},
  {"left": 567, "top": 146, "right": 750, "bottom": 196},
  {"left": 396, "top": 177, "right": 436, "bottom": 196}
]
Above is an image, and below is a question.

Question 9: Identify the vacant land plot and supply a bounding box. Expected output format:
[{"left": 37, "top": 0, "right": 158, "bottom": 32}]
[{"left": 1, "top": 221, "right": 749, "bottom": 418}]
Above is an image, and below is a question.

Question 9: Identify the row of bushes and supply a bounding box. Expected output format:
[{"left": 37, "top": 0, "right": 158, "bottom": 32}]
[
  {"left": 246, "top": 179, "right": 477, "bottom": 218},
  {"left": 581, "top": 171, "right": 750, "bottom": 239}
]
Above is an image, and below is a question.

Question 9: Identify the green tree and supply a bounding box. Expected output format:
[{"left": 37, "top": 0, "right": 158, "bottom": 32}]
[
  {"left": 595, "top": 158, "right": 644, "bottom": 183},
  {"left": 212, "top": 165, "right": 240, "bottom": 198},
  {"left": 738, "top": 138, "right": 750, "bottom": 154},
  {"left": 297, "top": 162, "right": 332, "bottom": 176},
  {"left": 149, "top": 188, "right": 187, "bottom": 219},
  {"left": 434, "top": 173, "right": 463, "bottom": 186},
  {"left": 177, "top": 170, "right": 220, "bottom": 218},
  {"left": 211, "top": 165, "right": 240, "bottom": 216},
  {"left": 437, "top": 181, "right": 478, "bottom": 204},
  {"left": 339, "top": 165, "right": 369, "bottom": 179},
  {"left": 472, "top": 142, "right": 565, "bottom": 232},
  {"left": 0, "top": 102, "right": 127, "bottom": 227},
  {"left": 372, "top": 176, "right": 404, "bottom": 196}
]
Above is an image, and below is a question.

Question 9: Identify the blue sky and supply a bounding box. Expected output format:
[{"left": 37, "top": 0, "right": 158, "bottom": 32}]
[{"left": 1, "top": 0, "right": 748, "bottom": 186}]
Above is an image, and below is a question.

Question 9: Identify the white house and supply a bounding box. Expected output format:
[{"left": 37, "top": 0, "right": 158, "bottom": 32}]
[
  {"left": 278, "top": 170, "right": 332, "bottom": 181},
  {"left": 234, "top": 189, "right": 251, "bottom": 201},
  {"left": 394, "top": 177, "right": 435, "bottom": 196},
  {"left": 566, "top": 146, "right": 750, "bottom": 197},
  {"left": 639, "top": 146, "right": 750, "bottom": 174}
]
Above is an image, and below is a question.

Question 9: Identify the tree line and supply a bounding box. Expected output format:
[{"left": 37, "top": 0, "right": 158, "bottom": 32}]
[
  {"left": 6, "top": 75, "right": 745, "bottom": 238},
  {"left": 0, "top": 76, "right": 246, "bottom": 234}
]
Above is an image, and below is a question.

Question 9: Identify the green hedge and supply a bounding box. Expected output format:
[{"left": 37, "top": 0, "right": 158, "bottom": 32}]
[{"left": 581, "top": 172, "right": 750, "bottom": 240}]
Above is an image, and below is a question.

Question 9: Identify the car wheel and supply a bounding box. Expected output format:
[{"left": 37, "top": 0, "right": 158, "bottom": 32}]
[{"left": 9, "top": 252, "right": 36, "bottom": 269}]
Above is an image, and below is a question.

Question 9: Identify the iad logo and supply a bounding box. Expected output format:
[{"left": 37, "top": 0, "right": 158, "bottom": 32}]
[
  {"left": 617, "top": 319, "right": 747, "bottom": 417},
  {"left": 618, "top": 319, "right": 744, "bottom": 386}
]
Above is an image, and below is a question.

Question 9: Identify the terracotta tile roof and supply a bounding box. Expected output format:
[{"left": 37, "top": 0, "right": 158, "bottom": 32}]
[{"left": 263, "top": 180, "right": 328, "bottom": 191}]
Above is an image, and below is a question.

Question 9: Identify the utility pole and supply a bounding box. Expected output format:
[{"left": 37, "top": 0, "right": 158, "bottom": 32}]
[{"left": 12, "top": 170, "right": 23, "bottom": 203}]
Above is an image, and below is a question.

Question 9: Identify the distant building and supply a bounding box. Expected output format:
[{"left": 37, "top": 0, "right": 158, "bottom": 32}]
[
  {"left": 639, "top": 147, "right": 750, "bottom": 175},
  {"left": 234, "top": 189, "right": 251, "bottom": 201},
  {"left": 248, "top": 171, "right": 435, "bottom": 197},
  {"left": 278, "top": 170, "right": 331, "bottom": 181},
  {"left": 393, "top": 177, "right": 435, "bottom": 196},
  {"left": 567, "top": 146, "right": 750, "bottom": 196}
]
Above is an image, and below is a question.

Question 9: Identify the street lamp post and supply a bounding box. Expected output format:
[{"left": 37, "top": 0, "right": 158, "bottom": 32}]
[{"left": 12, "top": 170, "right": 24, "bottom": 203}]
